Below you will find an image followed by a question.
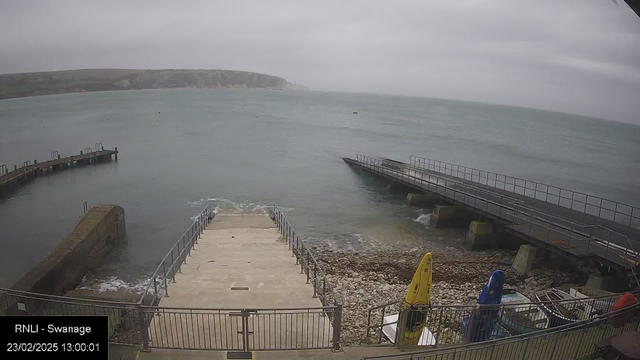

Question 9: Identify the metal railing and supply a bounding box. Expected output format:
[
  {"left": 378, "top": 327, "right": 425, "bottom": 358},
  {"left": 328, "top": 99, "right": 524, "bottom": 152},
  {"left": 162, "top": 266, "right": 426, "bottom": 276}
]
[
  {"left": 354, "top": 155, "right": 640, "bottom": 273},
  {"left": 363, "top": 300, "right": 640, "bottom": 360},
  {"left": 138, "top": 203, "right": 214, "bottom": 305},
  {"left": 409, "top": 155, "right": 640, "bottom": 229},
  {"left": 141, "top": 305, "right": 338, "bottom": 351},
  {"left": 366, "top": 290, "right": 638, "bottom": 350},
  {"left": 272, "top": 205, "right": 342, "bottom": 309},
  {"left": 0, "top": 287, "right": 142, "bottom": 345},
  {"left": 1, "top": 146, "right": 116, "bottom": 184},
  {"left": 1, "top": 203, "right": 343, "bottom": 352}
]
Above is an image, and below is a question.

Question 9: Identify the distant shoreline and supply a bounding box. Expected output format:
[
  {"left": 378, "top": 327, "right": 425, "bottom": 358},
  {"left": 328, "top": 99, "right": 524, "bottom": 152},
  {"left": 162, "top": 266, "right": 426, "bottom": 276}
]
[{"left": 0, "top": 68, "right": 308, "bottom": 100}]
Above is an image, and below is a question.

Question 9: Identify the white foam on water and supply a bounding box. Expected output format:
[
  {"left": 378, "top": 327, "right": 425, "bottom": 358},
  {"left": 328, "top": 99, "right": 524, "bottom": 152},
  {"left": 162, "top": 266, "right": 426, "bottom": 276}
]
[
  {"left": 186, "top": 197, "right": 293, "bottom": 215},
  {"left": 413, "top": 213, "right": 432, "bottom": 228},
  {"left": 77, "top": 275, "right": 153, "bottom": 294}
]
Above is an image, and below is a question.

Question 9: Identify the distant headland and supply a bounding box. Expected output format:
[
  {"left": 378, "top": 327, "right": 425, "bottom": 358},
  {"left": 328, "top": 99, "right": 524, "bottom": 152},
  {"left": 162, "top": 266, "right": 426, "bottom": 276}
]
[{"left": 0, "top": 69, "right": 308, "bottom": 100}]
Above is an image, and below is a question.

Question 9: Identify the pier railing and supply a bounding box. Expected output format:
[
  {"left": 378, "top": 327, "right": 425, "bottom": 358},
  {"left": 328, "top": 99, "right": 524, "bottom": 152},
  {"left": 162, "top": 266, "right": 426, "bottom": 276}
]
[
  {"left": 139, "top": 305, "right": 339, "bottom": 351},
  {"left": 409, "top": 155, "right": 640, "bottom": 229},
  {"left": 365, "top": 290, "right": 637, "bottom": 350},
  {"left": 363, "top": 301, "right": 640, "bottom": 360},
  {"left": 354, "top": 155, "right": 640, "bottom": 276},
  {"left": 272, "top": 205, "right": 342, "bottom": 309},
  {"left": 138, "top": 203, "right": 215, "bottom": 305},
  {"left": 0, "top": 286, "right": 341, "bottom": 352},
  {"left": 0, "top": 287, "right": 142, "bottom": 345}
]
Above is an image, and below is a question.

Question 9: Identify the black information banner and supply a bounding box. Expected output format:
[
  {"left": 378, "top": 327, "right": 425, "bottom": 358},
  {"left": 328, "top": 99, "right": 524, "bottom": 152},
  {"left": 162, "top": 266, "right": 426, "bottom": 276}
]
[{"left": 1, "top": 316, "right": 108, "bottom": 359}]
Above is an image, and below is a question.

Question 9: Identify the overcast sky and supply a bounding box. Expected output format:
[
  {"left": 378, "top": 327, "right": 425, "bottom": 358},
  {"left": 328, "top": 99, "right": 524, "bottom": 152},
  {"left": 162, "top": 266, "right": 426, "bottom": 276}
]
[{"left": 1, "top": 0, "right": 639, "bottom": 123}]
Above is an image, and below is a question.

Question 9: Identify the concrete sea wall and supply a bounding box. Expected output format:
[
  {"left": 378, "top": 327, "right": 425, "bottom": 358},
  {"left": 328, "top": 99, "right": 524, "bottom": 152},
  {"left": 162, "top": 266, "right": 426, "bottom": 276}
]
[{"left": 11, "top": 204, "right": 126, "bottom": 295}]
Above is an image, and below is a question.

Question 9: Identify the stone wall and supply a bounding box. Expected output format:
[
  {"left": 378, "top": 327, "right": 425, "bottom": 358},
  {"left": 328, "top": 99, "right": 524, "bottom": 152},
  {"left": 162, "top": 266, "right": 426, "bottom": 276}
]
[{"left": 11, "top": 204, "right": 126, "bottom": 295}]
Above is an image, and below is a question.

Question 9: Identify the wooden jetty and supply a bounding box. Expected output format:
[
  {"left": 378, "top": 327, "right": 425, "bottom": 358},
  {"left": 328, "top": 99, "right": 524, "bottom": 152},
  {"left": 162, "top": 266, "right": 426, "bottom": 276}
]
[{"left": 0, "top": 146, "right": 118, "bottom": 195}]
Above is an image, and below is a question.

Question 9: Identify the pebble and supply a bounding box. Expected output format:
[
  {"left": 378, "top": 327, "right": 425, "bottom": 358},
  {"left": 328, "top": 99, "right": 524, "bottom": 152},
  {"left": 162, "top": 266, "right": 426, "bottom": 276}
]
[{"left": 312, "top": 244, "right": 591, "bottom": 347}]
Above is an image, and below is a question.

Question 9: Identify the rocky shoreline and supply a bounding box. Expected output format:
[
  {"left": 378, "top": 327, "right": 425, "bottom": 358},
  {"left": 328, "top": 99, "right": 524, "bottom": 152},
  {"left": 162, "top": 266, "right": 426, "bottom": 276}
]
[{"left": 313, "top": 245, "right": 591, "bottom": 346}]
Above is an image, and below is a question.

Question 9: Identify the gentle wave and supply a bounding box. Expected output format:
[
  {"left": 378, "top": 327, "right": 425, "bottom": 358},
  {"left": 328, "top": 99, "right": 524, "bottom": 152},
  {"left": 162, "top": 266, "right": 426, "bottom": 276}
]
[
  {"left": 77, "top": 275, "right": 153, "bottom": 294},
  {"left": 413, "top": 213, "right": 431, "bottom": 229},
  {"left": 186, "top": 197, "right": 294, "bottom": 215}
]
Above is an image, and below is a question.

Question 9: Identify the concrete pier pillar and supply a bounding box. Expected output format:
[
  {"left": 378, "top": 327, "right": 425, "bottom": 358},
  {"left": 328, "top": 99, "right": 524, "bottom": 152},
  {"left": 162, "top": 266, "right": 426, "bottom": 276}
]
[
  {"left": 463, "top": 221, "right": 502, "bottom": 250},
  {"left": 405, "top": 193, "right": 440, "bottom": 207},
  {"left": 430, "top": 205, "right": 478, "bottom": 228},
  {"left": 512, "top": 245, "right": 545, "bottom": 274},
  {"left": 386, "top": 183, "right": 411, "bottom": 194},
  {"left": 585, "top": 274, "right": 627, "bottom": 292},
  {"left": 430, "top": 205, "right": 456, "bottom": 228}
]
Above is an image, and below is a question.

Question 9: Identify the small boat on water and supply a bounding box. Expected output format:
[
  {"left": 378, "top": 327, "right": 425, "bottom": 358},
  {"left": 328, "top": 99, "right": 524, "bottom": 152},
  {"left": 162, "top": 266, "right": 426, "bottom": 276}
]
[{"left": 498, "top": 289, "right": 549, "bottom": 334}]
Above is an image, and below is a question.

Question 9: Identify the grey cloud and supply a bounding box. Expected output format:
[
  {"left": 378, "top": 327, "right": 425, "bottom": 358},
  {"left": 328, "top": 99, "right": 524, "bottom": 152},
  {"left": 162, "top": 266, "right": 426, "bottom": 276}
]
[{"left": 1, "top": 0, "right": 639, "bottom": 123}]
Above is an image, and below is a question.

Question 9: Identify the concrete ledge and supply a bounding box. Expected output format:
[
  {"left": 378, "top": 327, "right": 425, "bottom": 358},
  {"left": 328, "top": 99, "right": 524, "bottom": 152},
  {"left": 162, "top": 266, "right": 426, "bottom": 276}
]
[{"left": 12, "top": 204, "right": 126, "bottom": 296}]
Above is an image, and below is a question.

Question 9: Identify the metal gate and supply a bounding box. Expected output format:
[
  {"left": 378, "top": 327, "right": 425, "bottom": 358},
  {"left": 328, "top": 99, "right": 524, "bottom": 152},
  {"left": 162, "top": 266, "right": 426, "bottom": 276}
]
[{"left": 142, "top": 306, "right": 341, "bottom": 352}]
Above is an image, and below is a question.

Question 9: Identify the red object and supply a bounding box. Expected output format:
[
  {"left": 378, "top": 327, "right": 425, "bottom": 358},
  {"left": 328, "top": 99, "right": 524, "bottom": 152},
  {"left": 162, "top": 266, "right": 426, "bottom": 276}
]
[{"left": 610, "top": 293, "right": 638, "bottom": 328}]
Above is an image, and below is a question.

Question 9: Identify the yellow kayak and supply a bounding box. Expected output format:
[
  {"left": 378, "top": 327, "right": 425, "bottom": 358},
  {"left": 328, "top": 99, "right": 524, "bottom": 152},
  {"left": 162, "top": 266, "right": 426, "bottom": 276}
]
[{"left": 401, "top": 252, "right": 432, "bottom": 345}]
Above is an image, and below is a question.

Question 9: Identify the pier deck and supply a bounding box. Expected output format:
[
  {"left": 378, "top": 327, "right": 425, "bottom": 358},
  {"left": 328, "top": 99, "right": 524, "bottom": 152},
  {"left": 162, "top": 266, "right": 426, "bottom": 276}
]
[
  {"left": 344, "top": 155, "right": 640, "bottom": 276},
  {"left": 0, "top": 148, "right": 118, "bottom": 193}
]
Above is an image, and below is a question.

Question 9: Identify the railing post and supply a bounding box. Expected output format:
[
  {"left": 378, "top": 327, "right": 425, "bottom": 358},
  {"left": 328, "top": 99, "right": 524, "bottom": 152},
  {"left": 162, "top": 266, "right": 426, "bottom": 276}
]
[
  {"left": 306, "top": 251, "right": 311, "bottom": 284},
  {"left": 323, "top": 276, "right": 327, "bottom": 305},
  {"left": 395, "top": 307, "right": 406, "bottom": 351},
  {"left": 153, "top": 276, "right": 158, "bottom": 301},
  {"left": 332, "top": 304, "right": 342, "bottom": 351},
  {"left": 434, "top": 307, "right": 444, "bottom": 348},
  {"left": 489, "top": 342, "right": 496, "bottom": 360},
  {"left": 178, "top": 242, "right": 182, "bottom": 272},
  {"left": 163, "top": 262, "right": 169, "bottom": 297},
  {"left": 572, "top": 321, "right": 588, "bottom": 359},
  {"left": 521, "top": 337, "right": 530, "bottom": 360},
  {"left": 171, "top": 250, "right": 176, "bottom": 282},
  {"left": 138, "top": 306, "right": 149, "bottom": 351},
  {"left": 300, "top": 243, "right": 305, "bottom": 274},
  {"left": 312, "top": 262, "right": 317, "bottom": 297}
]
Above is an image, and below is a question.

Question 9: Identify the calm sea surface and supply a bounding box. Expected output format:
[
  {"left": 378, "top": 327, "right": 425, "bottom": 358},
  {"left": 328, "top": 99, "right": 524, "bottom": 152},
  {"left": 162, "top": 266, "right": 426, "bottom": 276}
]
[{"left": 1, "top": 89, "right": 639, "bottom": 290}]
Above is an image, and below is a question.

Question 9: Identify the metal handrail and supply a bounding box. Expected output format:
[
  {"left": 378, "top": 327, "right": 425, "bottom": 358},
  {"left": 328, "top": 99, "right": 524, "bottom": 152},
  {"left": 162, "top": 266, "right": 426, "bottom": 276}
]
[
  {"left": 363, "top": 300, "right": 640, "bottom": 359},
  {"left": 402, "top": 155, "right": 639, "bottom": 288},
  {"left": 271, "top": 204, "right": 343, "bottom": 350},
  {"left": 139, "top": 304, "right": 340, "bottom": 311},
  {"left": 138, "top": 203, "right": 214, "bottom": 305},
  {"left": 0, "top": 287, "right": 140, "bottom": 306},
  {"left": 409, "top": 155, "right": 640, "bottom": 228},
  {"left": 272, "top": 204, "right": 342, "bottom": 307},
  {"left": 365, "top": 289, "right": 640, "bottom": 345},
  {"left": 355, "top": 155, "right": 640, "bottom": 270},
  {"left": 1, "top": 285, "right": 341, "bottom": 351}
]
